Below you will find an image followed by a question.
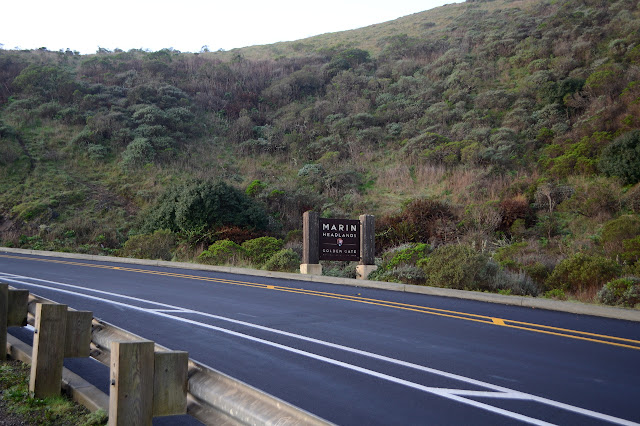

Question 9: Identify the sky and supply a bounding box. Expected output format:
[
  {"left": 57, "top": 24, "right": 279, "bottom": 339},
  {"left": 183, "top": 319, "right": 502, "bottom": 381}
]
[{"left": 1, "top": 0, "right": 463, "bottom": 55}]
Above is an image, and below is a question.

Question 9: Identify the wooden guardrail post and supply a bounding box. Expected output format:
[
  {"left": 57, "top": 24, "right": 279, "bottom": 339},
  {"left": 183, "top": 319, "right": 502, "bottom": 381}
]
[
  {"left": 29, "top": 303, "right": 68, "bottom": 398},
  {"left": 65, "top": 311, "right": 93, "bottom": 358},
  {"left": 0, "top": 284, "right": 7, "bottom": 358},
  {"left": 8, "top": 289, "right": 29, "bottom": 327},
  {"left": 153, "top": 351, "right": 188, "bottom": 417},
  {"left": 109, "top": 340, "right": 154, "bottom": 426}
]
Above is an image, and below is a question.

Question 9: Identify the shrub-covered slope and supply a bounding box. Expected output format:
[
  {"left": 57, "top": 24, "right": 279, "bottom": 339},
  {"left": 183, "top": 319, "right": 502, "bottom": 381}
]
[{"left": 1, "top": 0, "right": 639, "bottom": 305}]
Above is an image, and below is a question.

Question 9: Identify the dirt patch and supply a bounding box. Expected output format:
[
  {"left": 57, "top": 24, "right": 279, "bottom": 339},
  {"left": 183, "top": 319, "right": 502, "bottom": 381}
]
[
  {"left": 0, "top": 398, "right": 31, "bottom": 425},
  {"left": 83, "top": 182, "right": 138, "bottom": 217},
  {"left": 0, "top": 215, "right": 23, "bottom": 246}
]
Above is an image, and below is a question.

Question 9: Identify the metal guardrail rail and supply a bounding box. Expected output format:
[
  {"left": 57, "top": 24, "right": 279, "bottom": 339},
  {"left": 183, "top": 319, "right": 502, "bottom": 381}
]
[{"left": 24, "top": 292, "right": 332, "bottom": 426}]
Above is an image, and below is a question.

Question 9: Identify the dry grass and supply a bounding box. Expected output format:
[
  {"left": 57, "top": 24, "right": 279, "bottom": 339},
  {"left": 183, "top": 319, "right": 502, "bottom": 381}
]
[
  {"left": 571, "top": 286, "right": 601, "bottom": 304},
  {"left": 377, "top": 163, "right": 447, "bottom": 193}
]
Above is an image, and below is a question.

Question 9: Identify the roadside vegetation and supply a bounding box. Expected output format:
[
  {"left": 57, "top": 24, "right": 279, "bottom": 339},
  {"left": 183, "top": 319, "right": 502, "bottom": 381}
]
[
  {"left": 0, "top": 360, "right": 107, "bottom": 425},
  {"left": 1, "top": 0, "right": 639, "bottom": 307}
]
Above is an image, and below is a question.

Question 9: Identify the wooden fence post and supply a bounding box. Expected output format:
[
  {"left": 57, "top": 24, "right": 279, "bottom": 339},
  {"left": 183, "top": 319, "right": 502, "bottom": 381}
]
[
  {"left": 0, "top": 284, "right": 7, "bottom": 359},
  {"left": 109, "top": 341, "right": 154, "bottom": 426},
  {"left": 153, "top": 351, "right": 188, "bottom": 417},
  {"left": 29, "top": 303, "right": 68, "bottom": 398}
]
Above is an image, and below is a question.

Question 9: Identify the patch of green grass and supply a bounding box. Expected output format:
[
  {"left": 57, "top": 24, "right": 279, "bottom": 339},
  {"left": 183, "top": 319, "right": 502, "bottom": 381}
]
[{"left": 0, "top": 360, "right": 107, "bottom": 425}]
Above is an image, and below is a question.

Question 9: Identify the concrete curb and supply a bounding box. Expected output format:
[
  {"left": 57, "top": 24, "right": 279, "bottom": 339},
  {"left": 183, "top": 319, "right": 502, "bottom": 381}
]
[
  {"left": 5, "top": 334, "right": 109, "bottom": 413},
  {"left": 2, "top": 247, "right": 639, "bottom": 322}
]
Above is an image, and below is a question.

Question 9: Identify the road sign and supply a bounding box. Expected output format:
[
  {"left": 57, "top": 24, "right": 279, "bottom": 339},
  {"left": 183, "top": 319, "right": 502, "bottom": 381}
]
[{"left": 319, "top": 218, "right": 360, "bottom": 261}]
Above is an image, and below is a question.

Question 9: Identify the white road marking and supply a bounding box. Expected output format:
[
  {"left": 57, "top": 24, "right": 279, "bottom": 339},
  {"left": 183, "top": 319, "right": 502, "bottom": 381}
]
[{"left": 2, "top": 272, "right": 638, "bottom": 425}]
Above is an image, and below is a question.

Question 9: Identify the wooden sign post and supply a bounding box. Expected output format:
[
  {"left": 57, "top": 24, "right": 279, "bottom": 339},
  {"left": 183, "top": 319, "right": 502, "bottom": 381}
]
[
  {"left": 356, "top": 214, "right": 377, "bottom": 280},
  {"left": 301, "top": 211, "right": 322, "bottom": 275}
]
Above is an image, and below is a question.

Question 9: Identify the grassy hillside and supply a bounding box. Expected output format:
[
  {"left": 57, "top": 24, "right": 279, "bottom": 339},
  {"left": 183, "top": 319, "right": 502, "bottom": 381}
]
[{"left": 1, "top": 0, "right": 639, "bottom": 306}]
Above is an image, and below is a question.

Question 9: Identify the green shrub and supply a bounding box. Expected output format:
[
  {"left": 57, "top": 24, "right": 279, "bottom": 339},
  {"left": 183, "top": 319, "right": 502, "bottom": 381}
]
[
  {"left": 198, "top": 240, "right": 246, "bottom": 265},
  {"left": 523, "top": 262, "right": 552, "bottom": 285},
  {"left": 621, "top": 236, "right": 640, "bottom": 265},
  {"left": 245, "top": 180, "right": 266, "bottom": 197},
  {"left": 120, "top": 137, "right": 155, "bottom": 170},
  {"left": 241, "top": 237, "right": 284, "bottom": 267},
  {"left": 371, "top": 243, "right": 430, "bottom": 285},
  {"left": 545, "top": 253, "right": 622, "bottom": 293},
  {"left": 322, "top": 261, "right": 357, "bottom": 279},
  {"left": 263, "top": 249, "right": 300, "bottom": 272},
  {"left": 597, "top": 277, "right": 640, "bottom": 307},
  {"left": 119, "top": 230, "right": 176, "bottom": 260},
  {"left": 599, "top": 130, "right": 640, "bottom": 185},
  {"left": 544, "top": 288, "right": 567, "bottom": 300},
  {"left": 489, "top": 269, "right": 540, "bottom": 296},
  {"left": 87, "top": 144, "right": 109, "bottom": 161},
  {"left": 494, "top": 242, "right": 529, "bottom": 268},
  {"left": 373, "top": 265, "right": 427, "bottom": 285},
  {"left": 557, "top": 177, "right": 621, "bottom": 218},
  {"left": 383, "top": 243, "right": 431, "bottom": 270},
  {"left": 141, "top": 180, "right": 269, "bottom": 235},
  {"left": 417, "top": 244, "right": 490, "bottom": 290},
  {"left": 297, "top": 163, "right": 324, "bottom": 177},
  {"left": 600, "top": 215, "right": 640, "bottom": 258}
]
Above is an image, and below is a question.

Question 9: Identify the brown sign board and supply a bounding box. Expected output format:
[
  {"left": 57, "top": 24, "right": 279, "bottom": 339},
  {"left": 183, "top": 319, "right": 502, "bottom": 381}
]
[{"left": 319, "top": 218, "right": 360, "bottom": 261}]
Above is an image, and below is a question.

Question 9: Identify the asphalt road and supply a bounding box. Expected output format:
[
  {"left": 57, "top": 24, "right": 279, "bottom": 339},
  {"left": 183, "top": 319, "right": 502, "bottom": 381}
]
[{"left": 1, "top": 252, "right": 639, "bottom": 425}]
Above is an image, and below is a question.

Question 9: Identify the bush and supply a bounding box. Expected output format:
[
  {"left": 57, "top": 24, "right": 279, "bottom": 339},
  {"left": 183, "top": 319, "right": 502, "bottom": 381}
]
[
  {"left": 493, "top": 241, "right": 554, "bottom": 285},
  {"left": 499, "top": 195, "right": 531, "bottom": 233},
  {"left": 263, "top": 249, "right": 300, "bottom": 272},
  {"left": 87, "top": 144, "right": 109, "bottom": 161},
  {"left": 600, "top": 215, "right": 640, "bottom": 258},
  {"left": 120, "top": 137, "right": 155, "bottom": 170},
  {"left": 198, "top": 240, "right": 246, "bottom": 265},
  {"left": 322, "top": 261, "right": 357, "bottom": 279},
  {"left": 385, "top": 243, "right": 431, "bottom": 270},
  {"left": 417, "top": 244, "right": 490, "bottom": 290},
  {"left": 372, "top": 243, "right": 431, "bottom": 283},
  {"left": 119, "top": 230, "right": 176, "bottom": 260},
  {"left": 545, "top": 253, "right": 622, "bottom": 294},
  {"left": 372, "top": 265, "right": 426, "bottom": 285},
  {"left": 597, "top": 277, "right": 640, "bottom": 307},
  {"left": 557, "top": 177, "right": 621, "bottom": 219},
  {"left": 599, "top": 130, "right": 640, "bottom": 185},
  {"left": 141, "top": 180, "right": 270, "bottom": 234},
  {"left": 622, "top": 236, "right": 640, "bottom": 265},
  {"left": 376, "top": 199, "right": 457, "bottom": 252},
  {"left": 245, "top": 180, "right": 266, "bottom": 197},
  {"left": 489, "top": 269, "right": 541, "bottom": 296},
  {"left": 241, "top": 237, "right": 284, "bottom": 267},
  {"left": 544, "top": 288, "right": 567, "bottom": 300}
]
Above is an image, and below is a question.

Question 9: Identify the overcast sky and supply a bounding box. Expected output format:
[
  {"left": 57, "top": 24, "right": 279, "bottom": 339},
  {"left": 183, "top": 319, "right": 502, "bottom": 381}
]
[{"left": 1, "top": 0, "right": 463, "bottom": 55}]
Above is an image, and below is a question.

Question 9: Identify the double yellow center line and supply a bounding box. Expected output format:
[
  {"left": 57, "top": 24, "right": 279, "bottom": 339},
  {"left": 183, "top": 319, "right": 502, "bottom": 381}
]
[{"left": 3, "top": 254, "right": 640, "bottom": 350}]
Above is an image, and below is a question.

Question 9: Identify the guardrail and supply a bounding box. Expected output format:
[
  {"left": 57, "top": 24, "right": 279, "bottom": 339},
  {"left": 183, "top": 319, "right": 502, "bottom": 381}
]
[{"left": 1, "top": 282, "right": 331, "bottom": 425}]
